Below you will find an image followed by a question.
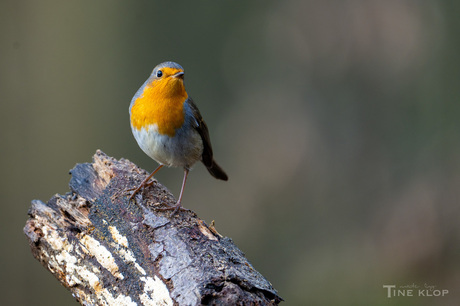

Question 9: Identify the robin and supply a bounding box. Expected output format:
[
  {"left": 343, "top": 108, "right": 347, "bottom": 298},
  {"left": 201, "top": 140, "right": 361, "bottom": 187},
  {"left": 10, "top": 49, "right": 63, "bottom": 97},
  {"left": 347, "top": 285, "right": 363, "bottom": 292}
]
[{"left": 129, "top": 61, "right": 228, "bottom": 213}]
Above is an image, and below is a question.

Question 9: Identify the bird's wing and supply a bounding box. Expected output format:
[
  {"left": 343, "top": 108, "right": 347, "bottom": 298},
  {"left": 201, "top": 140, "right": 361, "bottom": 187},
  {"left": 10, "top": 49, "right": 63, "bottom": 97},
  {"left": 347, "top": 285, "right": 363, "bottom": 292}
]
[{"left": 186, "top": 97, "right": 214, "bottom": 168}]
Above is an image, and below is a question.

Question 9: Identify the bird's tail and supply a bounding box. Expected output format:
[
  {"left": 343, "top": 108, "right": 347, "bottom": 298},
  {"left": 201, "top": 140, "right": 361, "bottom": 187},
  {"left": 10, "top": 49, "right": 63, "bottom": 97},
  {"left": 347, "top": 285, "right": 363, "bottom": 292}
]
[{"left": 206, "top": 160, "right": 228, "bottom": 181}]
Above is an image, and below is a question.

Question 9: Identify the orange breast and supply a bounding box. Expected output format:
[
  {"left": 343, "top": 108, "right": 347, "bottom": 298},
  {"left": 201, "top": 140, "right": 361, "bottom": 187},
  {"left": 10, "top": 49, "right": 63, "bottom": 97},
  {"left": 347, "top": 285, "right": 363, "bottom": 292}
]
[{"left": 130, "top": 75, "right": 188, "bottom": 137}]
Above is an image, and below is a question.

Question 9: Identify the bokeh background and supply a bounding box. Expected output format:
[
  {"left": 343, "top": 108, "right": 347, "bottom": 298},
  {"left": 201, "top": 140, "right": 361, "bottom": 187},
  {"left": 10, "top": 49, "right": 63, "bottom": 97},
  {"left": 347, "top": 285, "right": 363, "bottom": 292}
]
[{"left": 1, "top": 1, "right": 459, "bottom": 305}]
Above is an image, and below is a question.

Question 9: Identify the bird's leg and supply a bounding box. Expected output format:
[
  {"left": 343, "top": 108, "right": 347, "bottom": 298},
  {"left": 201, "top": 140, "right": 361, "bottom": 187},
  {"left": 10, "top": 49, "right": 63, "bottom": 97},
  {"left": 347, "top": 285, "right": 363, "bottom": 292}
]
[
  {"left": 158, "top": 168, "right": 190, "bottom": 215},
  {"left": 129, "top": 164, "right": 163, "bottom": 200},
  {"left": 173, "top": 168, "right": 189, "bottom": 213}
]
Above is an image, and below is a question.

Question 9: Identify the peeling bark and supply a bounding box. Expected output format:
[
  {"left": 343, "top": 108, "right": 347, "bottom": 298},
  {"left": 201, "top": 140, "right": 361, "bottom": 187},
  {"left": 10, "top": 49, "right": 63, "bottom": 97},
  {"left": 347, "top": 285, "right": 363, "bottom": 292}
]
[{"left": 24, "top": 150, "right": 282, "bottom": 305}]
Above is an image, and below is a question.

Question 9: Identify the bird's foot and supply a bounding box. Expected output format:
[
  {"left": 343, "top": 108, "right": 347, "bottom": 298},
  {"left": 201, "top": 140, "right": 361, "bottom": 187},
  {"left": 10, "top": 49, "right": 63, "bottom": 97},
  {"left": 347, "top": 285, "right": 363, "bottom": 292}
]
[
  {"left": 156, "top": 201, "right": 190, "bottom": 216},
  {"left": 128, "top": 180, "right": 155, "bottom": 200}
]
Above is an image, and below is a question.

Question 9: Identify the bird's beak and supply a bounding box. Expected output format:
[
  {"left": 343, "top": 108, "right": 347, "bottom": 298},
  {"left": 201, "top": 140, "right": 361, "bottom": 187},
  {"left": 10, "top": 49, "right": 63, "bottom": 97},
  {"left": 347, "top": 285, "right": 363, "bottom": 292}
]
[{"left": 172, "top": 71, "right": 184, "bottom": 79}]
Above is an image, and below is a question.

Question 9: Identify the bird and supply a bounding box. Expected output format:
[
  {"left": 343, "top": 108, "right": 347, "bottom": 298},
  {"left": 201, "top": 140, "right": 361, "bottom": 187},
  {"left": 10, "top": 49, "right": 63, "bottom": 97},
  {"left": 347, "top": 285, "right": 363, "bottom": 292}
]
[{"left": 129, "top": 61, "right": 228, "bottom": 214}]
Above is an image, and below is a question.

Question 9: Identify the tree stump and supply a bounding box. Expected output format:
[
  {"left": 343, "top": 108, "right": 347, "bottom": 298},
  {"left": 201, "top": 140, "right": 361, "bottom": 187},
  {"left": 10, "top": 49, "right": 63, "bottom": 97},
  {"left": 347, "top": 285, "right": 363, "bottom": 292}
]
[{"left": 23, "top": 150, "right": 282, "bottom": 305}]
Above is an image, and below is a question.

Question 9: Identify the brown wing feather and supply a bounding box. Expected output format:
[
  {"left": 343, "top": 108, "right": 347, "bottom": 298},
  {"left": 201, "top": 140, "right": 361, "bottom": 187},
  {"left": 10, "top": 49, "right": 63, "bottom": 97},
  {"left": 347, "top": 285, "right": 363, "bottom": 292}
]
[{"left": 187, "top": 98, "right": 228, "bottom": 181}]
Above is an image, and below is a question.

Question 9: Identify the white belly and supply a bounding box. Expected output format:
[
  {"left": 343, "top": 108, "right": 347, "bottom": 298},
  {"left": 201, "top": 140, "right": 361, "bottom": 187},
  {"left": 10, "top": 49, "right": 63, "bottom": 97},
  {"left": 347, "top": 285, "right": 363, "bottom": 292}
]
[{"left": 132, "top": 124, "right": 203, "bottom": 169}]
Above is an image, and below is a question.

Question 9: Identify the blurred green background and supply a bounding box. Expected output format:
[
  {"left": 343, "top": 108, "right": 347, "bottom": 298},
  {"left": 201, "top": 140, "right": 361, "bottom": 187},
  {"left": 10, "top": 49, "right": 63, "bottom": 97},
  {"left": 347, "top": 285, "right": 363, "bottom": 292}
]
[{"left": 1, "top": 1, "right": 459, "bottom": 305}]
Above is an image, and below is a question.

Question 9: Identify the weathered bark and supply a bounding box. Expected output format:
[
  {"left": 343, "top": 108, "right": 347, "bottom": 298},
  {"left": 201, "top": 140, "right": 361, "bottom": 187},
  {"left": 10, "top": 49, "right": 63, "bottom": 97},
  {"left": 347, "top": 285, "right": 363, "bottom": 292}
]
[{"left": 24, "top": 150, "right": 282, "bottom": 305}]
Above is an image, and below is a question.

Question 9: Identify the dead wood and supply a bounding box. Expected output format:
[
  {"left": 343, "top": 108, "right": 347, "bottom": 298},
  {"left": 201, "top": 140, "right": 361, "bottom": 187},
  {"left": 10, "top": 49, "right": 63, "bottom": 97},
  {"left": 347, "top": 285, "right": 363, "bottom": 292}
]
[{"left": 24, "top": 150, "right": 282, "bottom": 305}]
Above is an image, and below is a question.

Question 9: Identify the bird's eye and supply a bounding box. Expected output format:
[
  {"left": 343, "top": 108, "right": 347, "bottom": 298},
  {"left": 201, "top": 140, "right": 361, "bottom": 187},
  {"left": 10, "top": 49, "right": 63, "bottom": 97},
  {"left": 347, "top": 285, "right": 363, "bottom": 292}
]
[{"left": 156, "top": 70, "right": 163, "bottom": 77}]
